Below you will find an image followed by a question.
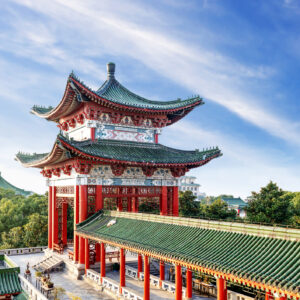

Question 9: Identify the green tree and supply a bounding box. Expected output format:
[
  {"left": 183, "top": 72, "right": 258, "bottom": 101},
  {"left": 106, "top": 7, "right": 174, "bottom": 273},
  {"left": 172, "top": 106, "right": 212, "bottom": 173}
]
[
  {"left": 0, "top": 188, "right": 48, "bottom": 249},
  {"left": 204, "top": 198, "right": 237, "bottom": 220},
  {"left": 289, "top": 192, "right": 300, "bottom": 226},
  {"left": 179, "top": 191, "right": 201, "bottom": 216},
  {"left": 23, "top": 213, "right": 48, "bottom": 247},
  {"left": 246, "top": 181, "right": 293, "bottom": 225},
  {"left": 0, "top": 226, "right": 25, "bottom": 249}
]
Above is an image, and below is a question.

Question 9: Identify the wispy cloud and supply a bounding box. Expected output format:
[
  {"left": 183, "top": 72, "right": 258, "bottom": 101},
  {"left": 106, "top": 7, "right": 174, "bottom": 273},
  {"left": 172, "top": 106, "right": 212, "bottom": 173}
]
[
  {"left": 3, "top": 0, "right": 299, "bottom": 147},
  {"left": 163, "top": 121, "right": 300, "bottom": 197}
]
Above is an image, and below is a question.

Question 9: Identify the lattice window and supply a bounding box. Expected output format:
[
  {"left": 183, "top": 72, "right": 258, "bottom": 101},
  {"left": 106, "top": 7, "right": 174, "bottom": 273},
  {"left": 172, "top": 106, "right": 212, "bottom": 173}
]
[
  {"left": 87, "top": 185, "right": 96, "bottom": 217},
  {"left": 104, "top": 197, "right": 117, "bottom": 210},
  {"left": 56, "top": 186, "right": 74, "bottom": 194},
  {"left": 58, "top": 207, "right": 62, "bottom": 241},
  {"left": 167, "top": 187, "right": 173, "bottom": 216}
]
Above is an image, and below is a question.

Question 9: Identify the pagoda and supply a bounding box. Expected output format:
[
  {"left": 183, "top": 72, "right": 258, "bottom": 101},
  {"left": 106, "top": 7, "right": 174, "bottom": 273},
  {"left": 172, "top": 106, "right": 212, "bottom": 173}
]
[{"left": 16, "top": 62, "right": 221, "bottom": 294}]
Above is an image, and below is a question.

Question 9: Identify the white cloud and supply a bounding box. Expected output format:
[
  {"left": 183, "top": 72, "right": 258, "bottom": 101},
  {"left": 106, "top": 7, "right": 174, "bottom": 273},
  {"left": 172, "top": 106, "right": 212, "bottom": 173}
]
[
  {"left": 162, "top": 121, "right": 300, "bottom": 197},
  {"left": 3, "top": 0, "right": 299, "bottom": 148}
]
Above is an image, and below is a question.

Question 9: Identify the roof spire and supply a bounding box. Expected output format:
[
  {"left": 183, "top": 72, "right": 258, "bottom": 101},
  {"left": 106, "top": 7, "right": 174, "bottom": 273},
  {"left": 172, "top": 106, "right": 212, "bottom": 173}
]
[{"left": 107, "top": 62, "right": 115, "bottom": 79}]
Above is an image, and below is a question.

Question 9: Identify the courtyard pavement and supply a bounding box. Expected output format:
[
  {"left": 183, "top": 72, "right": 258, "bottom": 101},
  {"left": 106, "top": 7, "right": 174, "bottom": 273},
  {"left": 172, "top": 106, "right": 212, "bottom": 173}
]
[{"left": 11, "top": 252, "right": 215, "bottom": 300}]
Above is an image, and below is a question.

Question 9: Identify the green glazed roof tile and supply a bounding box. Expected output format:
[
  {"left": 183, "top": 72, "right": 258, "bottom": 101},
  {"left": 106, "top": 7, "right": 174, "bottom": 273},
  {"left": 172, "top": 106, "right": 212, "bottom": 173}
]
[
  {"left": 16, "top": 134, "right": 221, "bottom": 166},
  {"left": 60, "top": 135, "right": 221, "bottom": 164},
  {"left": 76, "top": 211, "right": 300, "bottom": 294},
  {"left": 0, "top": 172, "right": 31, "bottom": 196},
  {"left": 0, "top": 271, "right": 22, "bottom": 296}
]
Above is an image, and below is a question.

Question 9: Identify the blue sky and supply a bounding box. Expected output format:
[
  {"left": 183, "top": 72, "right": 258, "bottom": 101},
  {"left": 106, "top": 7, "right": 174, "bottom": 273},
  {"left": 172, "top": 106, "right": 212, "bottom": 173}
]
[{"left": 0, "top": 0, "right": 299, "bottom": 197}]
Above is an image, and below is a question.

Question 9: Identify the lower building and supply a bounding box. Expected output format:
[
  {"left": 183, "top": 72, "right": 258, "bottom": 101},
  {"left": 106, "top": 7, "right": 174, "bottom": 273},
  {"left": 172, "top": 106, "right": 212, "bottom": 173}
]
[
  {"left": 0, "top": 255, "right": 22, "bottom": 299},
  {"left": 220, "top": 196, "right": 247, "bottom": 218}
]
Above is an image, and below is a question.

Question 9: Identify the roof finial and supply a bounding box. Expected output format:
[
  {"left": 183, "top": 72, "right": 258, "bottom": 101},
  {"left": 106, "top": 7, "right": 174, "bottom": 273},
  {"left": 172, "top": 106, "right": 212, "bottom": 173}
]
[{"left": 107, "top": 62, "right": 115, "bottom": 79}]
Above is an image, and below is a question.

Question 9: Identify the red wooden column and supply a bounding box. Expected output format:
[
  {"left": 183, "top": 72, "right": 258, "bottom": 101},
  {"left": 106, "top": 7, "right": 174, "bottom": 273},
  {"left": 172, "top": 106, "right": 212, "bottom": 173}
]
[
  {"left": 100, "top": 243, "right": 106, "bottom": 279},
  {"left": 91, "top": 128, "right": 96, "bottom": 141},
  {"left": 144, "top": 255, "right": 150, "bottom": 300},
  {"left": 95, "top": 243, "right": 101, "bottom": 263},
  {"left": 186, "top": 268, "right": 193, "bottom": 299},
  {"left": 175, "top": 265, "right": 182, "bottom": 300},
  {"left": 48, "top": 186, "right": 53, "bottom": 249},
  {"left": 84, "top": 238, "right": 90, "bottom": 273},
  {"left": 217, "top": 277, "right": 227, "bottom": 300},
  {"left": 160, "top": 186, "right": 168, "bottom": 215},
  {"left": 52, "top": 186, "right": 58, "bottom": 245},
  {"left": 120, "top": 248, "right": 126, "bottom": 289},
  {"left": 172, "top": 186, "right": 179, "bottom": 216},
  {"left": 74, "top": 185, "right": 80, "bottom": 262},
  {"left": 159, "top": 260, "right": 165, "bottom": 287},
  {"left": 62, "top": 203, "right": 68, "bottom": 246},
  {"left": 79, "top": 185, "right": 88, "bottom": 265},
  {"left": 96, "top": 185, "right": 103, "bottom": 211},
  {"left": 132, "top": 197, "right": 139, "bottom": 213},
  {"left": 118, "top": 197, "right": 123, "bottom": 211},
  {"left": 137, "top": 254, "right": 143, "bottom": 279}
]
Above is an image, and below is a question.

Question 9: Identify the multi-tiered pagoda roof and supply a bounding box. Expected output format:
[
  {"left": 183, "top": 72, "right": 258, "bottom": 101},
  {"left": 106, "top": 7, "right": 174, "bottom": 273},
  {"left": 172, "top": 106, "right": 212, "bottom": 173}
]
[{"left": 16, "top": 63, "right": 221, "bottom": 177}]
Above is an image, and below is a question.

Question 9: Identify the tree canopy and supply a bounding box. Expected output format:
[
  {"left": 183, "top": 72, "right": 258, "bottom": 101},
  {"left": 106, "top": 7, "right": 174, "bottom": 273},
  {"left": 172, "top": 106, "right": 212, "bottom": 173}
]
[
  {"left": 0, "top": 188, "right": 48, "bottom": 249},
  {"left": 246, "top": 181, "right": 294, "bottom": 225}
]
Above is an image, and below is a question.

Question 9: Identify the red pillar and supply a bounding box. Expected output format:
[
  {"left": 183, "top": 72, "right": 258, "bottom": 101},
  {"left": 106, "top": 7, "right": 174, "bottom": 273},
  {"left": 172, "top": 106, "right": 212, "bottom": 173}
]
[
  {"left": 160, "top": 186, "right": 168, "bottom": 215},
  {"left": 186, "top": 268, "right": 193, "bottom": 299},
  {"left": 95, "top": 243, "right": 100, "bottom": 263},
  {"left": 144, "top": 255, "right": 150, "bottom": 300},
  {"left": 79, "top": 237, "right": 85, "bottom": 264},
  {"left": 101, "top": 243, "right": 106, "bottom": 278},
  {"left": 62, "top": 203, "right": 68, "bottom": 246},
  {"left": 91, "top": 127, "right": 95, "bottom": 141},
  {"left": 118, "top": 197, "right": 123, "bottom": 211},
  {"left": 85, "top": 238, "right": 90, "bottom": 273},
  {"left": 48, "top": 186, "right": 53, "bottom": 249},
  {"left": 79, "top": 185, "right": 88, "bottom": 265},
  {"left": 96, "top": 185, "right": 103, "bottom": 211},
  {"left": 172, "top": 186, "right": 179, "bottom": 216},
  {"left": 217, "top": 277, "right": 227, "bottom": 300},
  {"left": 52, "top": 187, "right": 58, "bottom": 245},
  {"left": 132, "top": 197, "right": 139, "bottom": 213},
  {"left": 159, "top": 260, "right": 165, "bottom": 287},
  {"left": 74, "top": 185, "right": 80, "bottom": 262},
  {"left": 137, "top": 254, "right": 143, "bottom": 279},
  {"left": 175, "top": 265, "right": 182, "bottom": 300},
  {"left": 80, "top": 185, "right": 88, "bottom": 221},
  {"left": 120, "top": 248, "right": 126, "bottom": 288}
]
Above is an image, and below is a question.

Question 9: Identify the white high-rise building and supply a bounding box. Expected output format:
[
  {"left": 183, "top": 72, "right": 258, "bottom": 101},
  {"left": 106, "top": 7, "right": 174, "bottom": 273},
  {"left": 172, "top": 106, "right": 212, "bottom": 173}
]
[{"left": 178, "top": 176, "right": 206, "bottom": 200}]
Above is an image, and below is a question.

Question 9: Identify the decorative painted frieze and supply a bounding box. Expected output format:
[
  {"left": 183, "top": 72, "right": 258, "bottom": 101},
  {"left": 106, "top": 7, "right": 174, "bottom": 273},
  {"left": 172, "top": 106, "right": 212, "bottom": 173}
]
[
  {"left": 95, "top": 124, "right": 155, "bottom": 143},
  {"left": 90, "top": 165, "right": 174, "bottom": 180}
]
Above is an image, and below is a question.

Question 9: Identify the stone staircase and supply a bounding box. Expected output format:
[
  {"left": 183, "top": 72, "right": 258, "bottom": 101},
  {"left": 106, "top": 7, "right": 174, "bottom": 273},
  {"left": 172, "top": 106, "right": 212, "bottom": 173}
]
[
  {"left": 33, "top": 255, "right": 64, "bottom": 273},
  {"left": 126, "top": 259, "right": 160, "bottom": 277}
]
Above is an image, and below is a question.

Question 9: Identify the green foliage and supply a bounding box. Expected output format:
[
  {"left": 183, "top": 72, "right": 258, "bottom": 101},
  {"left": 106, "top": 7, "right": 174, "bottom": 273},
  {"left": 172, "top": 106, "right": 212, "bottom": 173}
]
[
  {"left": 179, "top": 191, "right": 201, "bottom": 216},
  {"left": 0, "top": 188, "right": 48, "bottom": 249},
  {"left": 246, "top": 181, "right": 293, "bottom": 225},
  {"left": 204, "top": 198, "right": 237, "bottom": 220}
]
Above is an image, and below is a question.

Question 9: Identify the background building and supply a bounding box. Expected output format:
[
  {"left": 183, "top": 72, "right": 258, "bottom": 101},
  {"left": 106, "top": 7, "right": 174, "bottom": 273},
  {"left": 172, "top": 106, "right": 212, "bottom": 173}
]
[
  {"left": 220, "top": 196, "right": 247, "bottom": 218},
  {"left": 178, "top": 176, "right": 206, "bottom": 200}
]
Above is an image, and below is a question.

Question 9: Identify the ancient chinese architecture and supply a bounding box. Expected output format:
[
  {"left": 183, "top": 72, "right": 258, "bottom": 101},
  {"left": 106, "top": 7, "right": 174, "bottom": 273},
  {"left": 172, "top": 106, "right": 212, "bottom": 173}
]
[
  {"left": 0, "top": 255, "right": 22, "bottom": 299},
  {"left": 16, "top": 63, "right": 299, "bottom": 300}
]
